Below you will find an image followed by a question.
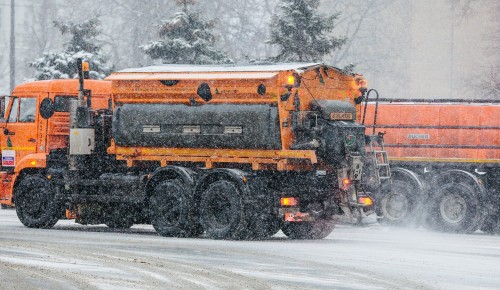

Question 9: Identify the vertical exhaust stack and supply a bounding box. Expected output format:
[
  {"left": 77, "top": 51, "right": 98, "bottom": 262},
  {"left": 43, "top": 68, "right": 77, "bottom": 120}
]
[{"left": 68, "top": 58, "right": 95, "bottom": 171}]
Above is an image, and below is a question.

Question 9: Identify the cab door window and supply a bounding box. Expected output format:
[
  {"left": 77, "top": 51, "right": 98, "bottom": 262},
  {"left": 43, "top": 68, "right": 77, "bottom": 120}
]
[
  {"left": 19, "top": 98, "right": 37, "bottom": 122},
  {"left": 7, "top": 98, "right": 19, "bottom": 122}
]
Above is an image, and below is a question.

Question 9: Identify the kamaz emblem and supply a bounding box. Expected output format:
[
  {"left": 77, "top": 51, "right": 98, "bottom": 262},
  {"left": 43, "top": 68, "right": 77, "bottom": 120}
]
[
  {"left": 345, "top": 135, "right": 356, "bottom": 146},
  {"left": 407, "top": 134, "right": 430, "bottom": 140}
]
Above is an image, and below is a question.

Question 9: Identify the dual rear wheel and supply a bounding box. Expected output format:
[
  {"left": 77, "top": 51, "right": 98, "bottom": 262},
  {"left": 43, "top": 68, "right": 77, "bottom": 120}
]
[
  {"left": 150, "top": 175, "right": 333, "bottom": 240},
  {"left": 378, "top": 168, "right": 485, "bottom": 234},
  {"left": 149, "top": 180, "right": 202, "bottom": 237},
  {"left": 427, "top": 172, "right": 483, "bottom": 234}
]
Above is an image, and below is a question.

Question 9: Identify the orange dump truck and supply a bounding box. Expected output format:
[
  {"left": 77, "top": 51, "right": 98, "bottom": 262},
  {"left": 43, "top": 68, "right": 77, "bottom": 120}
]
[
  {"left": 1, "top": 61, "right": 386, "bottom": 240},
  {"left": 363, "top": 99, "right": 500, "bottom": 233}
]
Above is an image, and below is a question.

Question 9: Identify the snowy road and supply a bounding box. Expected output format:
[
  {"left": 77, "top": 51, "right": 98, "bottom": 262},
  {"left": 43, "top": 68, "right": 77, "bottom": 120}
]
[{"left": 1, "top": 208, "right": 499, "bottom": 290}]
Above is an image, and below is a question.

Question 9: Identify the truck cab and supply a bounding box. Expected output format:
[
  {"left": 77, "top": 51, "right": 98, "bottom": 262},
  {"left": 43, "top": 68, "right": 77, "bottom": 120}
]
[{"left": 0, "top": 79, "right": 111, "bottom": 207}]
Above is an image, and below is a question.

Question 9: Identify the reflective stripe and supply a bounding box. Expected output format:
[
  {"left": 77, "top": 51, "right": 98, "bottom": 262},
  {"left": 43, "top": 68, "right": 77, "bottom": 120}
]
[{"left": 1, "top": 147, "right": 36, "bottom": 151}]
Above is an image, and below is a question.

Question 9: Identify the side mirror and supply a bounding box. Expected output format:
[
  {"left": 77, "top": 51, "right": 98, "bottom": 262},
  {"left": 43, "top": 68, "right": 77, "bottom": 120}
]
[
  {"left": 40, "top": 98, "right": 55, "bottom": 119},
  {"left": 0, "top": 96, "right": 6, "bottom": 124}
]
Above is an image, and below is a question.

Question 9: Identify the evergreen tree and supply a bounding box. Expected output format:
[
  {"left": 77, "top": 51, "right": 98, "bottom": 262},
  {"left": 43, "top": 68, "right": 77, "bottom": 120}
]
[
  {"left": 30, "top": 18, "right": 111, "bottom": 80},
  {"left": 142, "top": 0, "right": 231, "bottom": 64},
  {"left": 268, "top": 0, "right": 346, "bottom": 62}
]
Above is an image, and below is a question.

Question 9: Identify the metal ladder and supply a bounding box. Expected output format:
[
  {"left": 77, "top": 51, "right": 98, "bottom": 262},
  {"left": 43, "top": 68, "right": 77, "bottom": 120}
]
[
  {"left": 368, "top": 137, "right": 391, "bottom": 182},
  {"left": 362, "top": 89, "right": 391, "bottom": 184}
]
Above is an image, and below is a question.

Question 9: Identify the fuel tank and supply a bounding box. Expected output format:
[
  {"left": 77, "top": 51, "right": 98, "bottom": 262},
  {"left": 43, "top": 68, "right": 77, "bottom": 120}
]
[{"left": 112, "top": 103, "right": 282, "bottom": 149}]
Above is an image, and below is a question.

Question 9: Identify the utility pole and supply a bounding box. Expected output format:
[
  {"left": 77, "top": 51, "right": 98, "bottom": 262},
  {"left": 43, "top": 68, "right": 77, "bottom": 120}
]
[
  {"left": 9, "top": 0, "right": 15, "bottom": 92},
  {"left": 449, "top": 2, "right": 455, "bottom": 98}
]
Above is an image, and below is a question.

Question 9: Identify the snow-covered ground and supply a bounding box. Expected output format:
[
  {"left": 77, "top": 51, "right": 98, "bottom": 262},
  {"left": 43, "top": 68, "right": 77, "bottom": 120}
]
[{"left": 1, "top": 208, "right": 499, "bottom": 289}]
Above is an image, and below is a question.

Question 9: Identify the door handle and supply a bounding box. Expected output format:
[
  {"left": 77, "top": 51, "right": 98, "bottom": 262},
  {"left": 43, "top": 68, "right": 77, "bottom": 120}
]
[
  {"left": 3, "top": 128, "right": 15, "bottom": 135},
  {"left": 28, "top": 138, "right": 36, "bottom": 143}
]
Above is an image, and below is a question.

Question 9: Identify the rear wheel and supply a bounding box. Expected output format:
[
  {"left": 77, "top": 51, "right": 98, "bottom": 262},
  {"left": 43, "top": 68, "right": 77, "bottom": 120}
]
[
  {"left": 428, "top": 181, "right": 482, "bottom": 233},
  {"left": 15, "top": 174, "right": 61, "bottom": 228},
  {"left": 149, "top": 180, "right": 199, "bottom": 237},
  {"left": 378, "top": 168, "right": 425, "bottom": 226},
  {"left": 199, "top": 180, "right": 248, "bottom": 240}
]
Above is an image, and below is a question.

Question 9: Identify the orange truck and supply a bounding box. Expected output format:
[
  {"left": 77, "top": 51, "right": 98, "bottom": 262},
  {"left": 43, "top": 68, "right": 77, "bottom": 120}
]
[
  {"left": 1, "top": 61, "right": 386, "bottom": 239},
  {"left": 363, "top": 98, "right": 500, "bottom": 233}
]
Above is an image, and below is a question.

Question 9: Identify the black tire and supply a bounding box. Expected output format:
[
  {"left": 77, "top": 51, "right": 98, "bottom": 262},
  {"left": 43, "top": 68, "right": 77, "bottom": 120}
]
[
  {"left": 1, "top": 204, "right": 14, "bottom": 210},
  {"left": 15, "top": 175, "right": 61, "bottom": 228},
  {"left": 427, "top": 182, "right": 482, "bottom": 233},
  {"left": 105, "top": 203, "right": 135, "bottom": 229},
  {"left": 282, "top": 218, "right": 335, "bottom": 239},
  {"left": 481, "top": 217, "right": 500, "bottom": 234},
  {"left": 378, "top": 169, "right": 424, "bottom": 226},
  {"left": 199, "top": 180, "right": 248, "bottom": 240},
  {"left": 149, "top": 180, "right": 198, "bottom": 237}
]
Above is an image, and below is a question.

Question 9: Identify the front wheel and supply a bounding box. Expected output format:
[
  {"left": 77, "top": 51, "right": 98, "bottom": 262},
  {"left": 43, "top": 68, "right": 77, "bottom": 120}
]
[{"left": 15, "top": 174, "right": 61, "bottom": 228}]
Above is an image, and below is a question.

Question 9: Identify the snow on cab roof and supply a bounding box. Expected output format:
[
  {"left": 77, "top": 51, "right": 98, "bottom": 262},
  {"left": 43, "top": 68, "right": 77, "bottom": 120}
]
[{"left": 106, "top": 63, "right": 327, "bottom": 81}]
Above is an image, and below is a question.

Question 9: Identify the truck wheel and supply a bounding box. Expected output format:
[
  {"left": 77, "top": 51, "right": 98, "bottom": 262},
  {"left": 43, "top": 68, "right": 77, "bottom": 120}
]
[
  {"left": 199, "top": 180, "right": 248, "bottom": 240},
  {"left": 149, "top": 180, "right": 196, "bottom": 237},
  {"left": 282, "top": 218, "right": 335, "bottom": 239},
  {"left": 428, "top": 181, "right": 481, "bottom": 233},
  {"left": 105, "top": 204, "right": 135, "bottom": 229},
  {"left": 378, "top": 168, "right": 424, "bottom": 226},
  {"left": 15, "top": 175, "right": 61, "bottom": 229}
]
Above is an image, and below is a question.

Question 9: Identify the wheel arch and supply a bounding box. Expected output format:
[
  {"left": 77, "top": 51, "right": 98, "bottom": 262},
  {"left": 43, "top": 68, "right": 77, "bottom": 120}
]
[
  {"left": 194, "top": 168, "right": 249, "bottom": 202},
  {"left": 14, "top": 153, "right": 47, "bottom": 173},
  {"left": 146, "top": 166, "right": 196, "bottom": 197},
  {"left": 390, "top": 167, "right": 426, "bottom": 195},
  {"left": 431, "top": 169, "right": 486, "bottom": 201}
]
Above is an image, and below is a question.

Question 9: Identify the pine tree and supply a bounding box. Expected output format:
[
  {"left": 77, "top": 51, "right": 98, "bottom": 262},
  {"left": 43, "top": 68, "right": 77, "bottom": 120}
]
[
  {"left": 30, "top": 18, "right": 111, "bottom": 80},
  {"left": 268, "top": 0, "right": 346, "bottom": 62},
  {"left": 142, "top": 0, "right": 231, "bottom": 64}
]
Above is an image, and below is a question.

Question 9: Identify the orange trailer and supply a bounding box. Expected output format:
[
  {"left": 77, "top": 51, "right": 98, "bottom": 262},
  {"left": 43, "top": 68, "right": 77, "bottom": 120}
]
[{"left": 363, "top": 99, "right": 500, "bottom": 233}]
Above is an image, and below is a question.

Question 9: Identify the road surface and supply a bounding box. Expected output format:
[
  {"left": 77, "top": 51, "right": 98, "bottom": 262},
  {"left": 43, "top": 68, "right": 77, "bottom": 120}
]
[{"left": 0, "top": 208, "right": 499, "bottom": 289}]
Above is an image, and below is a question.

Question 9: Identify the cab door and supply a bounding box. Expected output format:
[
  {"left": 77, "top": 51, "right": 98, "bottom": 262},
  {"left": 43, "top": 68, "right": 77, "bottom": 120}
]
[{"left": 1, "top": 96, "right": 39, "bottom": 171}]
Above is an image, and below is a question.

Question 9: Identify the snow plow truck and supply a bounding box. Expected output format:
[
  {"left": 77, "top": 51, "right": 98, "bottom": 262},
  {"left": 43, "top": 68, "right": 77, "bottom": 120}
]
[
  {"left": 362, "top": 98, "right": 500, "bottom": 234},
  {"left": 0, "top": 60, "right": 388, "bottom": 239}
]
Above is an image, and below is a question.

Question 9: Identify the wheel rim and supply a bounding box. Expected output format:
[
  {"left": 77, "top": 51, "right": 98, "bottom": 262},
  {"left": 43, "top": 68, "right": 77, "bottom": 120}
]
[
  {"left": 440, "top": 194, "right": 467, "bottom": 224},
  {"left": 202, "top": 181, "right": 239, "bottom": 232},
  {"left": 206, "top": 190, "right": 233, "bottom": 229},
  {"left": 384, "top": 192, "right": 409, "bottom": 220},
  {"left": 21, "top": 186, "right": 49, "bottom": 219}
]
